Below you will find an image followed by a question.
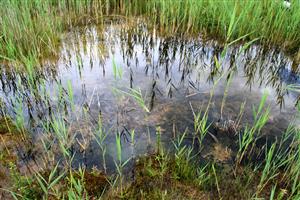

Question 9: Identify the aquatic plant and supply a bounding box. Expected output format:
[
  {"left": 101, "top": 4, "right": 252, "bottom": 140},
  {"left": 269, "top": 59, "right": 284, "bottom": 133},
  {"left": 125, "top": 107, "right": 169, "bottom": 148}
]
[
  {"left": 212, "top": 163, "right": 221, "bottom": 199},
  {"left": 257, "top": 143, "right": 277, "bottom": 192},
  {"left": 156, "top": 126, "right": 163, "bottom": 155},
  {"left": 114, "top": 87, "right": 150, "bottom": 113},
  {"left": 172, "top": 130, "right": 198, "bottom": 180},
  {"left": 114, "top": 132, "right": 131, "bottom": 197},
  {"left": 11, "top": 79, "right": 27, "bottom": 137},
  {"left": 236, "top": 92, "right": 270, "bottom": 164},
  {"left": 147, "top": 0, "right": 300, "bottom": 51},
  {"left": 67, "top": 167, "right": 88, "bottom": 200},
  {"left": 34, "top": 163, "right": 65, "bottom": 199},
  {"left": 1, "top": 1, "right": 300, "bottom": 199},
  {"left": 193, "top": 110, "right": 211, "bottom": 148},
  {"left": 112, "top": 58, "right": 123, "bottom": 80},
  {"left": 67, "top": 80, "right": 75, "bottom": 112},
  {"left": 50, "top": 115, "right": 75, "bottom": 162},
  {"left": 93, "top": 116, "right": 109, "bottom": 173},
  {"left": 220, "top": 71, "right": 233, "bottom": 118},
  {"left": 130, "top": 129, "right": 135, "bottom": 161}
]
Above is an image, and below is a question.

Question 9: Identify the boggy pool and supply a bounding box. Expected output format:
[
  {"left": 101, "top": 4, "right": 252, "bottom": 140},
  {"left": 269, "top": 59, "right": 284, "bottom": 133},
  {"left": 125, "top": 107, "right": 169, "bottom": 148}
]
[{"left": 0, "top": 21, "right": 299, "bottom": 172}]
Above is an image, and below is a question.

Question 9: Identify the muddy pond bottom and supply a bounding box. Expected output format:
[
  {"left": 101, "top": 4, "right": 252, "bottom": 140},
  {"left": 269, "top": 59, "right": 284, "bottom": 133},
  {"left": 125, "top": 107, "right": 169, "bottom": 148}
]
[{"left": 0, "top": 22, "right": 300, "bottom": 172}]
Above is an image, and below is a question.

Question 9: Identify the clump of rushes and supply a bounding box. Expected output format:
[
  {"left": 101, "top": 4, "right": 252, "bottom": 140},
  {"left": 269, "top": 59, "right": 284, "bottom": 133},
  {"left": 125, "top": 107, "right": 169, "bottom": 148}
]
[
  {"left": 0, "top": 0, "right": 61, "bottom": 65},
  {"left": 172, "top": 130, "right": 197, "bottom": 180},
  {"left": 94, "top": 115, "right": 109, "bottom": 173},
  {"left": 11, "top": 77, "right": 27, "bottom": 136},
  {"left": 34, "top": 162, "right": 65, "bottom": 200},
  {"left": 67, "top": 167, "right": 88, "bottom": 199},
  {"left": 148, "top": 0, "right": 300, "bottom": 52},
  {"left": 114, "top": 132, "right": 131, "bottom": 197},
  {"left": 193, "top": 109, "right": 211, "bottom": 148},
  {"left": 49, "top": 114, "right": 76, "bottom": 164},
  {"left": 236, "top": 91, "right": 270, "bottom": 165}
]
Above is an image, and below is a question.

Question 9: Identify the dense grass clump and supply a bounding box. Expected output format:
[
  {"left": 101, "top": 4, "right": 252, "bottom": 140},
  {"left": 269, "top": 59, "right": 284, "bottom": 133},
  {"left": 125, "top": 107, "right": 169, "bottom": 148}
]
[
  {"left": 147, "top": 0, "right": 300, "bottom": 50},
  {"left": 0, "top": 0, "right": 300, "bottom": 66}
]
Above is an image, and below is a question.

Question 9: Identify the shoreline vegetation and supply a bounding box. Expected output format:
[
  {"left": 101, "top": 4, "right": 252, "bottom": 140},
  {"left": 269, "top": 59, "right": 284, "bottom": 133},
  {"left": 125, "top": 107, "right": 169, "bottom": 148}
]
[
  {"left": 1, "top": 0, "right": 300, "bottom": 67},
  {"left": 0, "top": 1, "right": 300, "bottom": 200}
]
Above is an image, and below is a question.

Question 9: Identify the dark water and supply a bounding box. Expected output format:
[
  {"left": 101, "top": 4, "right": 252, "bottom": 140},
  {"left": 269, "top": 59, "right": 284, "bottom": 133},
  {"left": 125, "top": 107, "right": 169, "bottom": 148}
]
[{"left": 0, "top": 22, "right": 300, "bottom": 171}]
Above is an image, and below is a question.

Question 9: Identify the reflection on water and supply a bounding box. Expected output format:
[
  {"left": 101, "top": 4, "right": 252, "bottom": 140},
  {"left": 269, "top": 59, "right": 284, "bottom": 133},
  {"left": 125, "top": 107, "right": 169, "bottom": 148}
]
[{"left": 0, "top": 22, "right": 299, "bottom": 170}]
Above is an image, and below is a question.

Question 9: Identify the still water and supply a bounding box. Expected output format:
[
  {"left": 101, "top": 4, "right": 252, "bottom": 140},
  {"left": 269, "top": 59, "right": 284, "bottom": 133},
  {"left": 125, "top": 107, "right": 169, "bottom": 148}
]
[{"left": 0, "top": 21, "right": 299, "bottom": 171}]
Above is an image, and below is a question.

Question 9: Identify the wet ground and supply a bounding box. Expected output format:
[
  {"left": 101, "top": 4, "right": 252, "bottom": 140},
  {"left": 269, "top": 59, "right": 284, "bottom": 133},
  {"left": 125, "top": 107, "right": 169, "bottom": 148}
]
[{"left": 0, "top": 21, "right": 300, "bottom": 173}]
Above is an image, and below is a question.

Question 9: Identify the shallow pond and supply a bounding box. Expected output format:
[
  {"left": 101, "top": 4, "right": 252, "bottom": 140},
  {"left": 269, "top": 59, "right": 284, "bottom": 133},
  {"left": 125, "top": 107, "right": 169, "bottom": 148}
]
[{"left": 0, "top": 21, "right": 300, "bottom": 172}]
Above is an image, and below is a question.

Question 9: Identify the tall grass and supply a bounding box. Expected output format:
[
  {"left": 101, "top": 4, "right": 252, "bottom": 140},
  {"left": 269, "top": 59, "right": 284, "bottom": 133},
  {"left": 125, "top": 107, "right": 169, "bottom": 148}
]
[
  {"left": 0, "top": 0, "right": 61, "bottom": 65},
  {"left": 147, "top": 0, "right": 300, "bottom": 51},
  {"left": 1, "top": 0, "right": 299, "bottom": 67}
]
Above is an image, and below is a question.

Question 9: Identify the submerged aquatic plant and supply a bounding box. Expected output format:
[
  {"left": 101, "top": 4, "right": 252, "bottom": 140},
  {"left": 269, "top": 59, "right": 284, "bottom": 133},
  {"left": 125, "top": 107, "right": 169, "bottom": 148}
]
[
  {"left": 11, "top": 77, "right": 27, "bottom": 135},
  {"left": 156, "top": 126, "right": 163, "bottom": 155},
  {"left": 130, "top": 129, "right": 135, "bottom": 160},
  {"left": 12, "top": 95, "right": 25, "bottom": 134}
]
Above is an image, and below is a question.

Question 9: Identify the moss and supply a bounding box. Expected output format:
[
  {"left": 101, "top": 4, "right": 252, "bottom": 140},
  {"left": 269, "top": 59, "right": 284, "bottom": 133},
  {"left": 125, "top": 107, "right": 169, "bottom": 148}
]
[
  {"left": 81, "top": 171, "right": 109, "bottom": 197},
  {"left": 0, "top": 151, "right": 17, "bottom": 165},
  {"left": 0, "top": 117, "right": 20, "bottom": 135},
  {"left": 0, "top": 168, "right": 6, "bottom": 180}
]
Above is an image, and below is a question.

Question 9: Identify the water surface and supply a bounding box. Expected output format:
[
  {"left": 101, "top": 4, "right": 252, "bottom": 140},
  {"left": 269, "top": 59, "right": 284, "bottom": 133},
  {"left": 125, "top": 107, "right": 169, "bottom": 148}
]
[{"left": 0, "top": 22, "right": 299, "bottom": 171}]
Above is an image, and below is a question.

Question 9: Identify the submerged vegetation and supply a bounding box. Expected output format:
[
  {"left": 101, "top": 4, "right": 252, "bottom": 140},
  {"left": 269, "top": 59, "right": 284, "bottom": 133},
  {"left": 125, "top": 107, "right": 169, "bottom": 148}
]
[{"left": 0, "top": 0, "right": 300, "bottom": 200}]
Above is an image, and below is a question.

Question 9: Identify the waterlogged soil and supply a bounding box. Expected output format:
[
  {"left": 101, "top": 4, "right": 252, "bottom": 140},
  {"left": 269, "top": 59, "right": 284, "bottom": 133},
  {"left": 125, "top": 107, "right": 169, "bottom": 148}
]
[{"left": 0, "top": 21, "right": 299, "bottom": 177}]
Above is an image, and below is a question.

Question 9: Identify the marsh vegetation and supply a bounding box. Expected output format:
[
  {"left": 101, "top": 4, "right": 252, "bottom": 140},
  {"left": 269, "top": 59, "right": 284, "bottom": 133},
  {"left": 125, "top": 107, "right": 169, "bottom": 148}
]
[{"left": 0, "top": 0, "right": 300, "bottom": 199}]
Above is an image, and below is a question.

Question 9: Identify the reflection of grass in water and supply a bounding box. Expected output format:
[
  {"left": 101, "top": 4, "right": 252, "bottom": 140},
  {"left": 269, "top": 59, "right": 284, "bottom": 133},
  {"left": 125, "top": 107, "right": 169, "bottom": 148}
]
[{"left": 1, "top": 0, "right": 300, "bottom": 66}]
